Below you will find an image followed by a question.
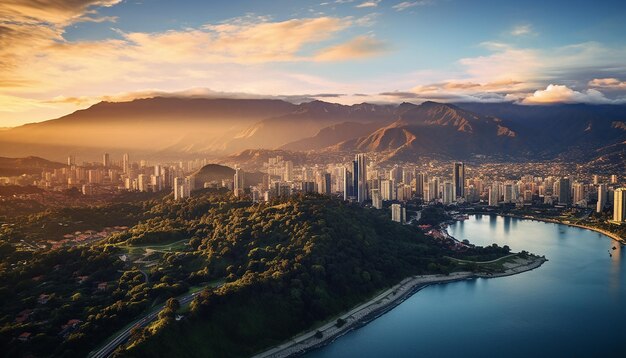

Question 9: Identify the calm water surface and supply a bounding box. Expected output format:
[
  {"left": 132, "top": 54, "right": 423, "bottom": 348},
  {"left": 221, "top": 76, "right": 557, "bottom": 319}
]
[{"left": 307, "top": 215, "right": 625, "bottom": 358}]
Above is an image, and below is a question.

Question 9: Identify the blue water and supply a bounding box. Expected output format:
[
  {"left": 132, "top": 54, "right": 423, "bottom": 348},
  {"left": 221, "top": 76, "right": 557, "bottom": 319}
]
[{"left": 306, "top": 215, "right": 626, "bottom": 358}]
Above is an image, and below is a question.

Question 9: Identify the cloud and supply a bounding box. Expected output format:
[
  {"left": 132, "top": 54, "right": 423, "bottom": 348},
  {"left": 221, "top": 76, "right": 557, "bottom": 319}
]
[
  {"left": 392, "top": 1, "right": 431, "bottom": 11},
  {"left": 510, "top": 24, "right": 533, "bottom": 36},
  {"left": 315, "top": 35, "right": 389, "bottom": 61},
  {"left": 0, "top": 0, "right": 121, "bottom": 25},
  {"left": 588, "top": 78, "right": 626, "bottom": 90},
  {"left": 118, "top": 16, "right": 353, "bottom": 64},
  {"left": 355, "top": 0, "right": 380, "bottom": 8},
  {"left": 521, "top": 84, "right": 622, "bottom": 104}
]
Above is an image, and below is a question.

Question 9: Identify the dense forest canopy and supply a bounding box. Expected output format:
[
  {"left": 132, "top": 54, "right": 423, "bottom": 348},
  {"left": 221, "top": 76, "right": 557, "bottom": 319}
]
[{"left": 0, "top": 191, "right": 510, "bottom": 357}]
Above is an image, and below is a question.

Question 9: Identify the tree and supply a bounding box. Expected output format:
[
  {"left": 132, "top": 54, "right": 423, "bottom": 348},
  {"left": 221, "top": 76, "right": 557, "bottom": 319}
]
[{"left": 166, "top": 298, "right": 180, "bottom": 312}]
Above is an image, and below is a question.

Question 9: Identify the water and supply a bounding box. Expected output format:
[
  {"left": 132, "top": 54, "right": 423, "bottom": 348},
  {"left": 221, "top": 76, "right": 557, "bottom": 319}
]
[{"left": 306, "top": 215, "right": 626, "bottom": 357}]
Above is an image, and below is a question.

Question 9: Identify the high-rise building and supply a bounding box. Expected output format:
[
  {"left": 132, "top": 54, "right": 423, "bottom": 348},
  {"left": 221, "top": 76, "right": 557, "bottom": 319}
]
[
  {"left": 233, "top": 168, "right": 244, "bottom": 197},
  {"left": 174, "top": 177, "right": 188, "bottom": 200},
  {"left": 453, "top": 162, "right": 465, "bottom": 198},
  {"left": 610, "top": 175, "right": 618, "bottom": 184},
  {"left": 284, "top": 161, "right": 293, "bottom": 182},
  {"left": 342, "top": 167, "right": 353, "bottom": 200},
  {"left": 355, "top": 154, "right": 367, "bottom": 203},
  {"left": 415, "top": 172, "right": 424, "bottom": 197},
  {"left": 67, "top": 155, "right": 75, "bottom": 166},
  {"left": 489, "top": 186, "right": 499, "bottom": 206},
  {"left": 613, "top": 188, "right": 626, "bottom": 222},
  {"left": 402, "top": 169, "right": 413, "bottom": 186},
  {"left": 391, "top": 203, "right": 406, "bottom": 224},
  {"left": 503, "top": 184, "right": 513, "bottom": 203},
  {"left": 443, "top": 182, "right": 455, "bottom": 204},
  {"left": 322, "top": 173, "right": 331, "bottom": 195},
  {"left": 557, "top": 177, "right": 571, "bottom": 205},
  {"left": 597, "top": 184, "right": 607, "bottom": 213},
  {"left": 122, "top": 153, "right": 130, "bottom": 174},
  {"left": 103, "top": 153, "right": 110, "bottom": 168},
  {"left": 573, "top": 183, "right": 585, "bottom": 206},
  {"left": 381, "top": 179, "right": 395, "bottom": 201},
  {"left": 302, "top": 181, "right": 316, "bottom": 193},
  {"left": 371, "top": 189, "right": 383, "bottom": 209},
  {"left": 137, "top": 174, "right": 148, "bottom": 192},
  {"left": 389, "top": 165, "right": 403, "bottom": 183}
]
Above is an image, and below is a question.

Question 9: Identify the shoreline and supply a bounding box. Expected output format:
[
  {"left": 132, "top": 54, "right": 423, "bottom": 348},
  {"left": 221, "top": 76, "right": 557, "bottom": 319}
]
[
  {"left": 252, "top": 255, "right": 547, "bottom": 358},
  {"left": 487, "top": 213, "right": 625, "bottom": 244}
]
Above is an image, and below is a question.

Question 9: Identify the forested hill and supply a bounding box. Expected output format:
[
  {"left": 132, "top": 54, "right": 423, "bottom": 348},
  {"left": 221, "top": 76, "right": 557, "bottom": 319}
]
[
  {"left": 118, "top": 194, "right": 458, "bottom": 357},
  {"left": 0, "top": 192, "right": 508, "bottom": 357}
]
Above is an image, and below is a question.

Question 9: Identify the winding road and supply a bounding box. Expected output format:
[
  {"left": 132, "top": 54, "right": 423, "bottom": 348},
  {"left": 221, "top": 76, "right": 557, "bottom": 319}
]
[{"left": 88, "top": 288, "right": 209, "bottom": 358}]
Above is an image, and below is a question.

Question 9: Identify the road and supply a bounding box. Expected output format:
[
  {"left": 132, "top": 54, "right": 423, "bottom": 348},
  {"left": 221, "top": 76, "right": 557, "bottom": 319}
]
[{"left": 88, "top": 289, "right": 202, "bottom": 358}]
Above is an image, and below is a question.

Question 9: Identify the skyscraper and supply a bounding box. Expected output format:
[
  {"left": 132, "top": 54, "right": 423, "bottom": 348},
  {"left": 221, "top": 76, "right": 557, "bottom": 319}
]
[
  {"left": 391, "top": 203, "right": 406, "bottom": 224},
  {"left": 322, "top": 173, "right": 331, "bottom": 195},
  {"left": 453, "top": 162, "right": 465, "bottom": 198},
  {"left": 415, "top": 172, "right": 424, "bottom": 197},
  {"left": 597, "top": 184, "right": 607, "bottom": 213},
  {"left": 355, "top": 153, "right": 367, "bottom": 203},
  {"left": 443, "top": 182, "right": 454, "bottom": 204},
  {"left": 122, "top": 153, "right": 129, "bottom": 174},
  {"left": 573, "top": 182, "right": 585, "bottom": 205},
  {"left": 103, "top": 153, "right": 110, "bottom": 168},
  {"left": 342, "top": 166, "right": 353, "bottom": 200},
  {"left": 613, "top": 188, "right": 626, "bottom": 222},
  {"left": 557, "top": 177, "right": 571, "bottom": 205},
  {"left": 371, "top": 189, "right": 382, "bottom": 209},
  {"left": 381, "top": 179, "right": 394, "bottom": 201},
  {"left": 489, "top": 186, "right": 499, "bottom": 206},
  {"left": 284, "top": 160, "right": 293, "bottom": 182},
  {"left": 234, "top": 168, "right": 244, "bottom": 197}
]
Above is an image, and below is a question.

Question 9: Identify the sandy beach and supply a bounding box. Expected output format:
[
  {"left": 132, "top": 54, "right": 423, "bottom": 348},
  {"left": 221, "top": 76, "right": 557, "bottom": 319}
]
[{"left": 252, "top": 255, "right": 547, "bottom": 358}]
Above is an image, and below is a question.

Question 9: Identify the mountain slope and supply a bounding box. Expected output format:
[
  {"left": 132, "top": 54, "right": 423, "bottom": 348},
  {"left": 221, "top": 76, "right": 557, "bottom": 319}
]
[
  {"left": 225, "top": 101, "right": 398, "bottom": 152},
  {"left": 332, "top": 102, "right": 522, "bottom": 160},
  {"left": 0, "top": 97, "right": 297, "bottom": 161},
  {"left": 280, "top": 121, "right": 386, "bottom": 151},
  {"left": 0, "top": 156, "right": 65, "bottom": 176}
]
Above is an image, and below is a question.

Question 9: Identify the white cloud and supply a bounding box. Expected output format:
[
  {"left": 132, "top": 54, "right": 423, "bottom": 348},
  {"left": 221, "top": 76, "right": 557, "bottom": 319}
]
[
  {"left": 510, "top": 24, "right": 533, "bottom": 36},
  {"left": 521, "top": 84, "right": 622, "bottom": 104},
  {"left": 355, "top": 0, "right": 381, "bottom": 8},
  {"left": 392, "top": 1, "right": 430, "bottom": 11}
]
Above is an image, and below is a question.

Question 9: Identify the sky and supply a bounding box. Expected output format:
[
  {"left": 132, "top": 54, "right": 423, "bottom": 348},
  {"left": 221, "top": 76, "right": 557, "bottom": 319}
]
[{"left": 2, "top": 0, "right": 626, "bottom": 126}]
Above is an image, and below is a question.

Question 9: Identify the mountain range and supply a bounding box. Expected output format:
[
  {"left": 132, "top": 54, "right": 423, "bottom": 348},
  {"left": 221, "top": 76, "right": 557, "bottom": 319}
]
[{"left": 0, "top": 97, "right": 624, "bottom": 164}]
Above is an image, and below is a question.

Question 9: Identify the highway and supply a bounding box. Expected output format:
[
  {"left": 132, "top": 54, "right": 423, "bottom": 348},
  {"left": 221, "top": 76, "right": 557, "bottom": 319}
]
[{"left": 88, "top": 290, "right": 202, "bottom": 358}]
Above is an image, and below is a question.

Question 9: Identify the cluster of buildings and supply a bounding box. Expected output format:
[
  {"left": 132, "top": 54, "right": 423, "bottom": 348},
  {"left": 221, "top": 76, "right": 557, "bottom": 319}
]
[
  {"left": 4, "top": 150, "right": 625, "bottom": 224},
  {"left": 29, "top": 153, "right": 204, "bottom": 197},
  {"left": 225, "top": 154, "right": 626, "bottom": 225}
]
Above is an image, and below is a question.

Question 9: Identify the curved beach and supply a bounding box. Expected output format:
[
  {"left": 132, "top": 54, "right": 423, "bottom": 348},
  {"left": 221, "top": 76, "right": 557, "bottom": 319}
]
[{"left": 252, "top": 255, "right": 547, "bottom": 358}]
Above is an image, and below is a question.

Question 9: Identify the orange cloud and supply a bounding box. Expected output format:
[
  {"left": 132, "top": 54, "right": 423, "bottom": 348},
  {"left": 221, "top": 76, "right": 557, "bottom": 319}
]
[
  {"left": 588, "top": 78, "right": 626, "bottom": 90},
  {"left": 314, "top": 35, "right": 389, "bottom": 61},
  {"left": 521, "top": 84, "right": 619, "bottom": 104}
]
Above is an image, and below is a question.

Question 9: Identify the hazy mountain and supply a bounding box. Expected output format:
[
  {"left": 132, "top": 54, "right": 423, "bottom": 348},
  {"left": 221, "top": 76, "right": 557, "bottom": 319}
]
[
  {"left": 331, "top": 102, "right": 523, "bottom": 160},
  {"left": 192, "top": 163, "right": 266, "bottom": 187},
  {"left": 0, "top": 97, "right": 297, "bottom": 161},
  {"left": 225, "top": 101, "right": 398, "bottom": 152},
  {"left": 0, "top": 156, "right": 65, "bottom": 176},
  {"left": 280, "top": 121, "right": 387, "bottom": 151},
  {"left": 455, "top": 102, "right": 626, "bottom": 156},
  {"left": 1, "top": 97, "right": 624, "bottom": 164}
]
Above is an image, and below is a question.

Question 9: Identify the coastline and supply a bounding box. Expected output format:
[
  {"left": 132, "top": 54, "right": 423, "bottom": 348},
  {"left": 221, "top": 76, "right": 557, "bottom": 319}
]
[
  {"left": 492, "top": 213, "right": 625, "bottom": 244},
  {"left": 252, "top": 255, "right": 547, "bottom": 358}
]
